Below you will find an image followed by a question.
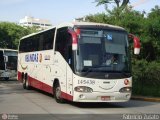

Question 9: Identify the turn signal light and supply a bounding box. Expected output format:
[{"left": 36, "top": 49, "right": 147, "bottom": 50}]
[{"left": 124, "top": 79, "right": 129, "bottom": 85}]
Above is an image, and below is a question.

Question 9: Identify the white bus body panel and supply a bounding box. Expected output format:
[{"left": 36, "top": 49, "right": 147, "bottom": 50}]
[
  {"left": 18, "top": 50, "right": 132, "bottom": 102},
  {"left": 72, "top": 75, "right": 132, "bottom": 102},
  {"left": 18, "top": 50, "right": 55, "bottom": 91},
  {"left": 18, "top": 50, "right": 72, "bottom": 96}
]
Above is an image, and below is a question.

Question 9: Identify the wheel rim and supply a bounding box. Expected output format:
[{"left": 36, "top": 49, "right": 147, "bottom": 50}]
[
  {"left": 26, "top": 79, "right": 29, "bottom": 87},
  {"left": 23, "top": 78, "right": 25, "bottom": 84},
  {"left": 56, "top": 86, "right": 61, "bottom": 99}
]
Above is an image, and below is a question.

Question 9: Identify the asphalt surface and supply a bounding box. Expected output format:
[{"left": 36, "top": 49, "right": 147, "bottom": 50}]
[{"left": 0, "top": 79, "right": 160, "bottom": 120}]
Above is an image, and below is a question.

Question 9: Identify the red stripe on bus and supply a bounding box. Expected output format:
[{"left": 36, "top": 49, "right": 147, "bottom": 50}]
[
  {"left": 28, "top": 75, "right": 53, "bottom": 94},
  {"left": 61, "top": 91, "right": 73, "bottom": 101},
  {"left": 17, "top": 71, "right": 22, "bottom": 81},
  {"left": 18, "top": 71, "right": 73, "bottom": 101}
]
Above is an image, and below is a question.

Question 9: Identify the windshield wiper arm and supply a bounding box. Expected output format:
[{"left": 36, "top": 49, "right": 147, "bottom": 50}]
[{"left": 82, "top": 66, "right": 103, "bottom": 75}]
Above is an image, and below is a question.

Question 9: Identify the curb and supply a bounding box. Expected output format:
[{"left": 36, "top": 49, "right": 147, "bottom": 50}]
[{"left": 131, "top": 96, "right": 160, "bottom": 102}]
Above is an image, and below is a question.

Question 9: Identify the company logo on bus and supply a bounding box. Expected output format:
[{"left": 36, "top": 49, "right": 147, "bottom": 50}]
[
  {"left": 44, "top": 55, "right": 50, "bottom": 60},
  {"left": 25, "top": 53, "right": 42, "bottom": 62}
]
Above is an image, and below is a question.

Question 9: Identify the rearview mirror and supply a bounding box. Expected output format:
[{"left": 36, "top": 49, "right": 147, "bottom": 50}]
[
  {"left": 128, "top": 34, "right": 140, "bottom": 55},
  {"left": 133, "top": 36, "right": 140, "bottom": 55}
]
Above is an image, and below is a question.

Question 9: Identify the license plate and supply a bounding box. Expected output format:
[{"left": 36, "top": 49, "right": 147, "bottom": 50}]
[{"left": 101, "top": 96, "right": 110, "bottom": 101}]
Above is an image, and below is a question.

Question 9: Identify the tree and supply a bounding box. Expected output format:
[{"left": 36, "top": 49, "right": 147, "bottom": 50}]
[
  {"left": 85, "top": 13, "right": 109, "bottom": 23},
  {"left": 0, "top": 22, "right": 32, "bottom": 49},
  {"left": 95, "top": 0, "right": 130, "bottom": 17},
  {"left": 87, "top": 2, "right": 160, "bottom": 97},
  {"left": 86, "top": 7, "right": 145, "bottom": 31},
  {"left": 144, "top": 5, "right": 160, "bottom": 61}
]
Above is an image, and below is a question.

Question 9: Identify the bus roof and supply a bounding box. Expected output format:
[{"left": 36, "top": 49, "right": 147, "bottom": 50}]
[
  {"left": 0, "top": 48, "right": 17, "bottom": 52},
  {"left": 57, "top": 21, "right": 125, "bottom": 30},
  {"left": 21, "top": 22, "right": 125, "bottom": 40}
]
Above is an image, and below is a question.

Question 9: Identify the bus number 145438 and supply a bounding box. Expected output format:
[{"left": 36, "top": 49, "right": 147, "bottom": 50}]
[{"left": 78, "top": 80, "right": 95, "bottom": 85}]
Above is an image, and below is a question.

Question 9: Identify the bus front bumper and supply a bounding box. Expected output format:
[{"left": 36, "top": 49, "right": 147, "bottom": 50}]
[
  {"left": 73, "top": 91, "right": 131, "bottom": 102},
  {"left": 0, "top": 70, "right": 17, "bottom": 78}
]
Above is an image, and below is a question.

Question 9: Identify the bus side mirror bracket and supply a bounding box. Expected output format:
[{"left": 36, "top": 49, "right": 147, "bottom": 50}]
[
  {"left": 68, "top": 30, "right": 78, "bottom": 51},
  {"left": 129, "top": 34, "right": 140, "bottom": 55}
]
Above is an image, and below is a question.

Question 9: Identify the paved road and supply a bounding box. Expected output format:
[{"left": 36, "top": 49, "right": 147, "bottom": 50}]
[{"left": 0, "top": 79, "right": 160, "bottom": 120}]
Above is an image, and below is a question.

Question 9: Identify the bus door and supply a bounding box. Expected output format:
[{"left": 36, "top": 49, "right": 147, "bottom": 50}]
[
  {"left": 55, "top": 27, "right": 73, "bottom": 99},
  {"left": 66, "top": 44, "right": 73, "bottom": 99},
  {"left": 57, "top": 28, "right": 74, "bottom": 100}
]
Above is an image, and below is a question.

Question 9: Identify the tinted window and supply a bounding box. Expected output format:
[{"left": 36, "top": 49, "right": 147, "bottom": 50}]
[
  {"left": 19, "top": 28, "right": 55, "bottom": 53},
  {"left": 41, "top": 29, "right": 55, "bottom": 50},
  {"left": 3, "top": 51, "right": 17, "bottom": 70},
  {"left": 55, "top": 27, "right": 71, "bottom": 58},
  {"left": 75, "top": 29, "right": 130, "bottom": 73}
]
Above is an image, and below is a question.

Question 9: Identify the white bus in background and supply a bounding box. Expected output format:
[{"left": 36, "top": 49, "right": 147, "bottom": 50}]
[
  {"left": 0, "top": 49, "right": 18, "bottom": 80},
  {"left": 17, "top": 22, "right": 140, "bottom": 103}
]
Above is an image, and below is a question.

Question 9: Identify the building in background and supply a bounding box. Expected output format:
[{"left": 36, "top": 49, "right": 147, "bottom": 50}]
[{"left": 19, "top": 16, "right": 52, "bottom": 30}]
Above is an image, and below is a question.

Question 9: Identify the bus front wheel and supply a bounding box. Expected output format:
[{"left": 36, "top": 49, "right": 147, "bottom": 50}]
[
  {"left": 54, "top": 83, "right": 64, "bottom": 103},
  {"left": 22, "top": 76, "right": 26, "bottom": 89}
]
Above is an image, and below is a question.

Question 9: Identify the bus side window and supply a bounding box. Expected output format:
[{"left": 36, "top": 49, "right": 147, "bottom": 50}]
[
  {"left": 43, "top": 28, "right": 55, "bottom": 50},
  {"left": 67, "top": 44, "right": 72, "bottom": 66},
  {"left": 55, "top": 27, "right": 68, "bottom": 57},
  {"left": 55, "top": 27, "right": 73, "bottom": 68},
  {"left": 19, "top": 28, "right": 55, "bottom": 53},
  {"left": 63, "top": 32, "right": 72, "bottom": 63},
  {"left": 38, "top": 28, "right": 55, "bottom": 51}
]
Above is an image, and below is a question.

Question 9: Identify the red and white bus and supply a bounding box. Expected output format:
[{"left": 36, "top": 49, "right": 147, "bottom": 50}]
[{"left": 17, "top": 22, "right": 140, "bottom": 103}]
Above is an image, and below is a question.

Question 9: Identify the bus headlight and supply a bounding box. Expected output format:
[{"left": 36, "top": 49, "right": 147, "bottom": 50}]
[
  {"left": 119, "top": 87, "right": 132, "bottom": 93},
  {"left": 74, "top": 86, "right": 93, "bottom": 93}
]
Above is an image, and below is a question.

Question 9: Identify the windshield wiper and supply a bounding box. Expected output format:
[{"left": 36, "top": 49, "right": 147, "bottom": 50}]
[
  {"left": 119, "top": 70, "right": 131, "bottom": 77},
  {"left": 82, "top": 66, "right": 103, "bottom": 76}
]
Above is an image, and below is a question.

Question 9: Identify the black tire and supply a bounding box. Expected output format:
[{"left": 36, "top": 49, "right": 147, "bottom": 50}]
[
  {"left": 25, "top": 77, "right": 31, "bottom": 90},
  {"left": 54, "top": 83, "right": 65, "bottom": 103},
  {"left": 23, "top": 75, "right": 30, "bottom": 90},
  {"left": 22, "top": 76, "right": 26, "bottom": 89}
]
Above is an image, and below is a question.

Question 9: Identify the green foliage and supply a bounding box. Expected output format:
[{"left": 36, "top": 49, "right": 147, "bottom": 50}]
[
  {"left": 87, "top": 5, "right": 160, "bottom": 61},
  {"left": 0, "top": 22, "right": 38, "bottom": 49},
  {"left": 87, "top": 5, "right": 160, "bottom": 97},
  {"left": 145, "top": 6, "right": 160, "bottom": 60},
  {"left": 86, "top": 13, "right": 109, "bottom": 23},
  {"left": 132, "top": 60, "right": 160, "bottom": 97}
]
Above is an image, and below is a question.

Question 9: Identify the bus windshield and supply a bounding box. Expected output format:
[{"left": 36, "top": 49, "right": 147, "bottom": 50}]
[
  {"left": 4, "top": 51, "right": 17, "bottom": 70},
  {"left": 75, "top": 29, "right": 130, "bottom": 75}
]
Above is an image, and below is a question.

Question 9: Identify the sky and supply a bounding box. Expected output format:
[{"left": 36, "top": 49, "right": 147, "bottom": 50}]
[{"left": 0, "top": 0, "right": 160, "bottom": 25}]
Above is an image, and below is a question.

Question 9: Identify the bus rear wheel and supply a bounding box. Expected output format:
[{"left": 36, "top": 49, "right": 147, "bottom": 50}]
[
  {"left": 54, "top": 83, "right": 64, "bottom": 103},
  {"left": 25, "top": 77, "right": 31, "bottom": 90},
  {"left": 22, "top": 76, "right": 26, "bottom": 89},
  {"left": 23, "top": 75, "right": 31, "bottom": 90}
]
